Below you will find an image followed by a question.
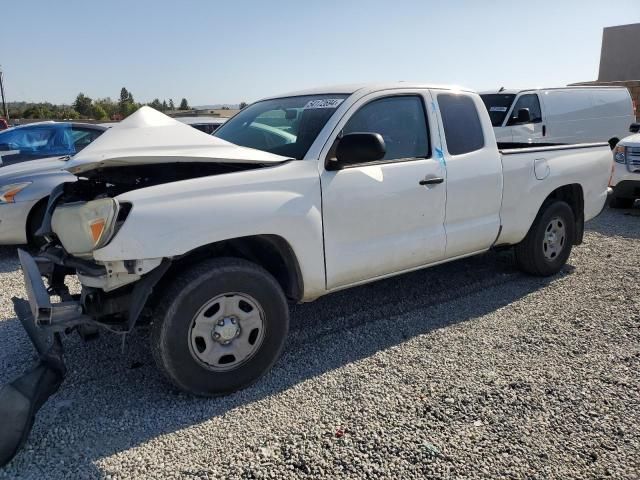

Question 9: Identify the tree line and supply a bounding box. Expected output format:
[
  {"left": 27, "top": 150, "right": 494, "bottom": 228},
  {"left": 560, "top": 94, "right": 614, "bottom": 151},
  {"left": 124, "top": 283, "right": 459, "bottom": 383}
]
[{"left": 7, "top": 87, "right": 191, "bottom": 120}]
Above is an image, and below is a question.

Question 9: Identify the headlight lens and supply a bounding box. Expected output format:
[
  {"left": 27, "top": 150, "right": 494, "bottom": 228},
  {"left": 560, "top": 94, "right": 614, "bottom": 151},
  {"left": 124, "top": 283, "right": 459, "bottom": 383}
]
[
  {"left": 0, "top": 182, "right": 31, "bottom": 203},
  {"left": 614, "top": 145, "right": 626, "bottom": 164},
  {"left": 51, "top": 198, "right": 119, "bottom": 255}
]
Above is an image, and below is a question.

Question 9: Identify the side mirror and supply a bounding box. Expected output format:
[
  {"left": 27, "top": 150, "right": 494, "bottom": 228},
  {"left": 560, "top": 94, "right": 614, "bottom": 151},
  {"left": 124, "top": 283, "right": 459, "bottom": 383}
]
[
  {"left": 330, "top": 133, "right": 386, "bottom": 169},
  {"left": 516, "top": 108, "right": 531, "bottom": 124},
  {"left": 630, "top": 123, "right": 640, "bottom": 134}
]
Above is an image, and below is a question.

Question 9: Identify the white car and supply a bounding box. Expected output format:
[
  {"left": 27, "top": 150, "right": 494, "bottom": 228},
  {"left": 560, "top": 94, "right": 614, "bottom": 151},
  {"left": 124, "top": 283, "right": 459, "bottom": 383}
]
[
  {"left": 174, "top": 116, "right": 227, "bottom": 135},
  {"left": 0, "top": 83, "right": 612, "bottom": 465},
  {"left": 611, "top": 130, "right": 640, "bottom": 208},
  {"left": 480, "top": 87, "right": 634, "bottom": 147}
]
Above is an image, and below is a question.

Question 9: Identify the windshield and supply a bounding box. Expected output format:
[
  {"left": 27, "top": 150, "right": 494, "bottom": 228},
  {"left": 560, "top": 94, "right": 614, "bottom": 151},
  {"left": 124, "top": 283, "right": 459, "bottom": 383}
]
[
  {"left": 214, "top": 94, "right": 348, "bottom": 159},
  {"left": 480, "top": 94, "right": 516, "bottom": 127}
]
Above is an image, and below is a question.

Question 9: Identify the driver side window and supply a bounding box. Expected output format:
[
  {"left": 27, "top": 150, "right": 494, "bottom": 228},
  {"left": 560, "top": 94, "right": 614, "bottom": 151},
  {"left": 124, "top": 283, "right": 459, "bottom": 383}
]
[
  {"left": 342, "top": 96, "right": 430, "bottom": 162},
  {"left": 507, "top": 94, "right": 542, "bottom": 125}
]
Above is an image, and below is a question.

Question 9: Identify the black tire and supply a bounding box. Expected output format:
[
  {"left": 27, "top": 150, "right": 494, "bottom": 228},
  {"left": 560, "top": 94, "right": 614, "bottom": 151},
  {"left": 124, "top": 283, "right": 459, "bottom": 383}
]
[
  {"left": 26, "top": 200, "right": 48, "bottom": 248},
  {"left": 514, "top": 200, "right": 575, "bottom": 276},
  {"left": 150, "top": 257, "right": 289, "bottom": 396},
  {"left": 609, "top": 196, "right": 634, "bottom": 209}
]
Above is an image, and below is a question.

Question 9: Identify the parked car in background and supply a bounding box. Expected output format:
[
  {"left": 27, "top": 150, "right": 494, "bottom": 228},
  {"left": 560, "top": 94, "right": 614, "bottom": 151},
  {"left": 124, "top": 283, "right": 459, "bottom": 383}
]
[
  {"left": 0, "top": 112, "right": 228, "bottom": 246},
  {"left": 0, "top": 122, "right": 106, "bottom": 167},
  {"left": 480, "top": 87, "right": 634, "bottom": 148},
  {"left": 0, "top": 156, "right": 82, "bottom": 245},
  {"left": 0, "top": 123, "right": 106, "bottom": 245},
  {"left": 0, "top": 118, "right": 8, "bottom": 131},
  {"left": 176, "top": 116, "right": 227, "bottom": 134},
  {"left": 611, "top": 128, "right": 640, "bottom": 208}
]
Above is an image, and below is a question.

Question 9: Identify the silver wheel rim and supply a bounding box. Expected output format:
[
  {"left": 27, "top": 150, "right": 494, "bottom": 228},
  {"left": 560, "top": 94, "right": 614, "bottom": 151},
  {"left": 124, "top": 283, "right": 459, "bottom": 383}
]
[
  {"left": 188, "top": 293, "right": 265, "bottom": 371},
  {"left": 542, "top": 216, "right": 566, "bottom": 261}
]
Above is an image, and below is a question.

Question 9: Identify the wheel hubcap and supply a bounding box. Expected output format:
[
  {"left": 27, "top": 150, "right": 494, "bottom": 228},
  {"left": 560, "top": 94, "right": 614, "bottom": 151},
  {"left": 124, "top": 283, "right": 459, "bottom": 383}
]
[
  {"left": 542, "top": 216, "right": 566, "bottom": 261},
  {"left": 189, "top": 293, "right": 265, "bottom": 371}
]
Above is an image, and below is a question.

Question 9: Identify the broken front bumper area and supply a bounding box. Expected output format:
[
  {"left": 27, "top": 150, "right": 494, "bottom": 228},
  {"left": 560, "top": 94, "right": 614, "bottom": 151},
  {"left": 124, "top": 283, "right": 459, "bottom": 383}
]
[
  {"left": 0, "top": 248, "right": 170, "bottom": 467},
  {"left": 0, "top": 249, "right": 89, "bottom": 467}
]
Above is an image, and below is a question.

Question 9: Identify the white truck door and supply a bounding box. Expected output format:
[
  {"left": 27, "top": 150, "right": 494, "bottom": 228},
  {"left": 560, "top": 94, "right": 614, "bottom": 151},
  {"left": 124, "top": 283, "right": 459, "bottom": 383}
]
[
  {"left": 320, "top": 92, "right": 446, "bottom": 289},
  {"left": 434, "top": 91, "right": 503, "bottom": 257},
  {"left": 506, "top": 93, "right": 545, "bottom": 143}
]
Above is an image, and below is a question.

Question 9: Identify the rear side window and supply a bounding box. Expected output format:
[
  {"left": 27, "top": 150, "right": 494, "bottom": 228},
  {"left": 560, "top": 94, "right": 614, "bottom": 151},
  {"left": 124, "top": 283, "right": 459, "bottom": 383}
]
[
  {"left": 343, "top": 95, "right": 429, "bottom": 162},
  {"left": 71, "top": 127, "right": 103, "bottom": 152},
  {"left": 438, "top": 94, "right": 485, "bottom": 155}
]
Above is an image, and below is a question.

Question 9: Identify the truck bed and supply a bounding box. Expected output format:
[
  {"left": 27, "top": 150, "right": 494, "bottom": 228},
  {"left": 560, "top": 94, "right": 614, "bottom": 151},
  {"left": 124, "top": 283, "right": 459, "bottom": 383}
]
[{"left": 495, "top": 142, "right": 611, "bottom": 246}]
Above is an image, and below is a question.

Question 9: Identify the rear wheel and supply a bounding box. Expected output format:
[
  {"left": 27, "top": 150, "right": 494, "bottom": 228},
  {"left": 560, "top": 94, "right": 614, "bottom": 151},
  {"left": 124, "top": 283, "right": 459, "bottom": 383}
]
[
  {"left": 514, "top": 200, "right": 575, "bottom": 276},
  {"left": 609, "top": 196, "right": 634, "bottom": 209},
  {"left": 150, "top": 257, "right": 289, "bottom": 396}
]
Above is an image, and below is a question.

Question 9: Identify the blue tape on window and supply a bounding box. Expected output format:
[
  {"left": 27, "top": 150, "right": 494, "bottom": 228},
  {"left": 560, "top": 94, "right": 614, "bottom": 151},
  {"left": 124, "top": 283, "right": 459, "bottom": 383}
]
[{"left": 431, "top": 102, "right": 446, "bottom": 167}]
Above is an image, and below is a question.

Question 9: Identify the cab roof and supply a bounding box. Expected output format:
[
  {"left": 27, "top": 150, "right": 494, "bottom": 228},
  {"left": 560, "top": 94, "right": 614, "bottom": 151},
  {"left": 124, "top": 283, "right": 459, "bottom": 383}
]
[{"left": 264, "top": 82, "right": 475, "bottom": 100}]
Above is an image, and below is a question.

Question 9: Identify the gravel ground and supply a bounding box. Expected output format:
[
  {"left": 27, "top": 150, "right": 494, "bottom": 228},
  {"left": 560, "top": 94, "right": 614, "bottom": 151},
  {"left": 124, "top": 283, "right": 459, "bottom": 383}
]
[{"left": 0, "top": 206, "right": 638, "bottom": 479}]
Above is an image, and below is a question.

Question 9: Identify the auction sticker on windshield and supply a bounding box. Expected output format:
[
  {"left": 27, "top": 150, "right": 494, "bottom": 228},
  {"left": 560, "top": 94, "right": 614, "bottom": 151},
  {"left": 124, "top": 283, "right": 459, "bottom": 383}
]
[{"left": 304, "top": 99, "right": 345, "bottom": 109}]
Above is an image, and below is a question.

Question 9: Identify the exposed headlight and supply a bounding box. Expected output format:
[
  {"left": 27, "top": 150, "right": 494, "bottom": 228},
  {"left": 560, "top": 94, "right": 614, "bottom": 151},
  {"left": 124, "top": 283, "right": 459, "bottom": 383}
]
[
  {"left": 614, "top": 145, "right": 626, "bottom": 164},
  {"left": 51, "top": 198, "right": 119, "bottom": 255},
  {"left": 0, "top": 182, "right": 31, "bottom": 203}
]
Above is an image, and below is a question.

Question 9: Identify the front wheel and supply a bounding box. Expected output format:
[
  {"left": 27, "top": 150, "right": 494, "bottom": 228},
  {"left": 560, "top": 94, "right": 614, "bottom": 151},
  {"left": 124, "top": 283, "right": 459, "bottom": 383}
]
[
  {"left": 151, "top": 257, "right": 289, "bottom": 396},
  {"left": 514, "top": 200, "right": 575, "bottom": 276}
]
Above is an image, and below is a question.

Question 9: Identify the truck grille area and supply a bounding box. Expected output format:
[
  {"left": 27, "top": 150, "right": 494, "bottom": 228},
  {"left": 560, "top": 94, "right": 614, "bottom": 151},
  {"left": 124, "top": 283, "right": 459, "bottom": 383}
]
[{"left": 628, "top": 147, "right": 640, "bottom": 173}]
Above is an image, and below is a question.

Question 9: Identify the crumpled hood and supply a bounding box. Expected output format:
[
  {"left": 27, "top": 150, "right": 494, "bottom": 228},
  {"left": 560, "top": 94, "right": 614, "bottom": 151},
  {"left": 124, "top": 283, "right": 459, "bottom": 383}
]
[
  {"left": 0, "top": 156, "right": 68, "bottom": 181},
  {"left": 65, "top": 107, "right": 289, "bottom": 174}
]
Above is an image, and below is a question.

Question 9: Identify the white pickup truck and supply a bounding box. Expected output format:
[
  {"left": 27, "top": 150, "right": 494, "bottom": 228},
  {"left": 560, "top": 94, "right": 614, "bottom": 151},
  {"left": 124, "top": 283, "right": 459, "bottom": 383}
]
[{"left": 0, "top": 83, "right": 612, "bottom": 465}]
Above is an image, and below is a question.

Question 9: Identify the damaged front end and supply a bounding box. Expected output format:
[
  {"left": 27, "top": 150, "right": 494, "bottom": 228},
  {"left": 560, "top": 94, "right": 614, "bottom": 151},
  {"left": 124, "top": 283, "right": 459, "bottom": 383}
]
[
  {"left": 0, "top": 241, "right": 171, "bottom": 466},
  {"left": 0, "top": 105, "right": 290, "bottom": 465},
  {"left": 0, "top": 174, "right": 175, "bottom": 466}
]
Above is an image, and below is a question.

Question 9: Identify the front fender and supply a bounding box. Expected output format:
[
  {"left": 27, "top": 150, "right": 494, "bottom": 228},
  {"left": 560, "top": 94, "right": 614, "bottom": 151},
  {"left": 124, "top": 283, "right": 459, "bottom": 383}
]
[{"left": 93, "top": 160, "right": 326, "bottom": 298}]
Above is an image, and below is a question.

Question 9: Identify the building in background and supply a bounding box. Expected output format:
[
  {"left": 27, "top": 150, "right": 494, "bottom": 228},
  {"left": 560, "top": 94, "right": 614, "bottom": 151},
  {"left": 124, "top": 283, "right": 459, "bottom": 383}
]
[{"left": 571, "top": 23, "right": 640, "bottom": 120}]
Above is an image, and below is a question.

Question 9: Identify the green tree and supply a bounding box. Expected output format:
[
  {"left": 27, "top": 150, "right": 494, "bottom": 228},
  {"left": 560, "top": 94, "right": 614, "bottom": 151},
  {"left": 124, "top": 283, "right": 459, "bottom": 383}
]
[
  {"left": 22, "top": 105, "right": 52, "bottom": 119},
  {"left": 94, "top": 98, "right": 118, "bottom": 119},
  {"left": 179, "top": 98, "right": 189, "bottom": 110},
  {"left": 119, "top": 87, "right": 134, "bottom": 116},
  {"left": 91, "top": 104, "right": 108, "bottom": 120},
  {"left": 239, "top": 101, "right": 248, "bottom": 110},
  {"left": 162, "top": 100, "right": 168, "bottom": 111},
  {"left": 169, "top": 99, "right": 175, "bottom": 110},
  {"left": 149, "top": 98, "right": 162, "bottom": 110},
  {"left": 123, "top": 103, "right": 139, "bottom": 118},
  {"left": 73, "top": 93, "right": 93, "bottom": 117},
  {"left": 119, "top": 87, "right": 129, "bottom": 105}
]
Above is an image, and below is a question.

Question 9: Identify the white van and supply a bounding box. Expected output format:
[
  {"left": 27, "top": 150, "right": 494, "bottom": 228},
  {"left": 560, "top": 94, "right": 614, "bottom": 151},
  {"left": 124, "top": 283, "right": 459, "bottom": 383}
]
[{"left": 480, "top": 87, "right": 635, "bottom": 148}]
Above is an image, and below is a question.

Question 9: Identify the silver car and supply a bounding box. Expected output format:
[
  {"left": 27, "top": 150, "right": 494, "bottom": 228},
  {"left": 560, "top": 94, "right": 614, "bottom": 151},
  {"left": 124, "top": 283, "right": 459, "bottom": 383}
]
[
  {"left": 0, "top": 157, "right": 85, "bottom": 245},
  {"left": 0, "top": 123, "right": 107, "bottom": 245}
]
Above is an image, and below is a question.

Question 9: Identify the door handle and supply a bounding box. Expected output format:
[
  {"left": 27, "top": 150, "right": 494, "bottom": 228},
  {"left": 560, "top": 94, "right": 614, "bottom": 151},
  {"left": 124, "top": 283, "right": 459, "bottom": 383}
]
[
  {"left": 419, "top": 177, "right": 444, "bottom": 186},
  {"left": 542, "top": 125, "right": 546, "bottom": 137}
]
